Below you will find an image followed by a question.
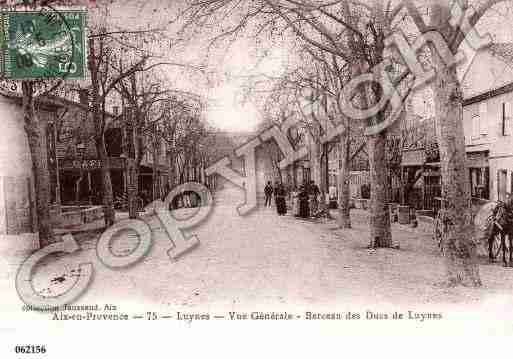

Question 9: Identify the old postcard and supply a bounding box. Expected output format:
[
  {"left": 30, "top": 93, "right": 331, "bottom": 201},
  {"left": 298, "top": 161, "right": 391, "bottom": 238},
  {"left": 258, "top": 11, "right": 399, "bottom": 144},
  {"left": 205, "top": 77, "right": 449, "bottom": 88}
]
[{"left": 1, "top": 0, "right": 513, "bottom": 357}]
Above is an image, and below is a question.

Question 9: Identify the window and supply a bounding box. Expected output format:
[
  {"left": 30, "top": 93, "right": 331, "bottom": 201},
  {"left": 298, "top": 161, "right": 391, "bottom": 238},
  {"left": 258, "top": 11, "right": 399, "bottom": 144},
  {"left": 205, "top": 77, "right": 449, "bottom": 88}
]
[
  {"left": 472, "top": 114, "right": 480, "bottom": 139},
  {"left": 479, "top": 102, "right": 488, "bottom": 135},
  {"left": 503, "top": 102, "right": 512, "bottom": 136}
]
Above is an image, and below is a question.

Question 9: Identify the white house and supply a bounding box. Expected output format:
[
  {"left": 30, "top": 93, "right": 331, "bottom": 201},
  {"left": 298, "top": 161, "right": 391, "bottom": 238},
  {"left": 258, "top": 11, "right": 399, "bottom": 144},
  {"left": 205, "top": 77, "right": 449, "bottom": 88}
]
[{"left": 462, "top": 43, "right": 513, "bottom": 202}]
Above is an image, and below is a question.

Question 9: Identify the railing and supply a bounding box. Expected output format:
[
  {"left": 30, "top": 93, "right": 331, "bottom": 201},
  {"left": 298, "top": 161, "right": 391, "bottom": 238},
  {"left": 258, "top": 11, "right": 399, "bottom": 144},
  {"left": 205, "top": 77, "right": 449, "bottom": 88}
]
[
  {"left": 390, "top": 185, "right": 441, "bottom": 212},
  {"left": 424, "top": 185, "right": 442, "bottom": 212}
]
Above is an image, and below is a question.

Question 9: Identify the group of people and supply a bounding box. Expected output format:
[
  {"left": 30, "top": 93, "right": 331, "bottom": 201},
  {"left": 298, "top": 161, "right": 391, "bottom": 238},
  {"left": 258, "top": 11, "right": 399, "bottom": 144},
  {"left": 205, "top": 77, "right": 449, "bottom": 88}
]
[
  {"left": 264, "top": 181, "right": 288, "bottom": 215},
  {"left": 294, "top": 181, "right": 321, "bottom": 218},
  {"left": 264, "top": 180, "right": 321, "bottom": 219}
]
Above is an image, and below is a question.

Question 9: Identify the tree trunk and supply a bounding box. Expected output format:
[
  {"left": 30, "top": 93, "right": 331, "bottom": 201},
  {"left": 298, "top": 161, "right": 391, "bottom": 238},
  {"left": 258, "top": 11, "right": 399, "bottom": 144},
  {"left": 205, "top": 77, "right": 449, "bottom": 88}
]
[
  {"left": 130, "top": 161, "right": 142, "bottom": 218},
  {"left": 343, "top": 1, "right": 392, "bottom": 245},
  {"left": 429, "top": 1, "right": 481, "bottom": 287},
  {"left": 128, "top": 125, "right": 143, "bottom": 218},
  {"left": 308, "top": 134, "right": 322, "bottom": 187},
  {"left": 167, "top": 152, "right": 176, "bottom": 189},
  {"left": 338, "top": 130, "right": 351, "bottom": 228},
  {"left": 96, "top": 136, "right": 115, "bottom": 226},
  {"left": 318, "top": 143, "right": 330, "bottom": 215},
  {"left": 292, "top": 161, "right": 297, "bottom": 188},
  {"left": 126, "top": 158, "right": 139, "bottom": 219},
  {"left": 367, "top": 1, "right": 393, "bottom": 247},
  {"left": 22, "top": 81, "right": 54, "bottom": 247},
  {"left": 400, "top": 167, "right": 406, "bottom": 205},
  {"left": 152, "top": 141, "right": 158, "bottom": 201},
  {"left": 89, "top": 37, "right": 114, "bottom": 227},
  {"left": 127, "top": 164, "right": 138, "bottom": 219},
  {"left": 368, "top": 132, "right": 392, "bottom": 247},
  {"left": 429, "top": 3, "right": 480, "bottom": 286}
]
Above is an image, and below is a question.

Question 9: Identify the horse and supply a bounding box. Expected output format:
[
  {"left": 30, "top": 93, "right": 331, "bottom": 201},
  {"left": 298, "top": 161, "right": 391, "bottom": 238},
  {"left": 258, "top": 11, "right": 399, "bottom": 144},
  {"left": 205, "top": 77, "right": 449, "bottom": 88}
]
[
  {"left": 435, "top": 200, "right": 513, "bottom": 266},
  {"left": 474, "top": 200, "right": 513, "bottom": 266}
]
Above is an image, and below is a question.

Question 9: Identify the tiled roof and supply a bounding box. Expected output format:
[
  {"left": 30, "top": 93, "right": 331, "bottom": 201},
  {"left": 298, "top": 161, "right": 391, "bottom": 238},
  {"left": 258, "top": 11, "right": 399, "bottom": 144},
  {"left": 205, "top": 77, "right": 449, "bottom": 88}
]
[
  {"left": 0, "top": 88, "right": 117, "bottom": 118},
  {"left": 489, "top": 43, "right": 513, "bottom": 65}
]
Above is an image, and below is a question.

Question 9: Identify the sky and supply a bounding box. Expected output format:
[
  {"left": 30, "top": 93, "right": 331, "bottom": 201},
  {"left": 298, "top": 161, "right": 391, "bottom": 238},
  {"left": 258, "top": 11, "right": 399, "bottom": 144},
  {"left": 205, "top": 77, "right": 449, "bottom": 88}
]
[
  {"left": 101, "top": 0, "right": 513, "bottom": 133},
  {"left": 200, "top": 38, "right": 289, "bottom": 133},
  {"left": 102, "top": 0, "right": 291, "bottom": 133}
]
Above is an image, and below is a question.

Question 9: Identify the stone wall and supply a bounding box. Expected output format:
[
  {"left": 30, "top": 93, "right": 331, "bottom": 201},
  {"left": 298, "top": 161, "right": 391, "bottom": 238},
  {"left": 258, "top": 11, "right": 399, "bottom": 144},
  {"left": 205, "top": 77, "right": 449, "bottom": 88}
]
[{"left": 0, "top": 97, "right": 40, "bottom": 252}]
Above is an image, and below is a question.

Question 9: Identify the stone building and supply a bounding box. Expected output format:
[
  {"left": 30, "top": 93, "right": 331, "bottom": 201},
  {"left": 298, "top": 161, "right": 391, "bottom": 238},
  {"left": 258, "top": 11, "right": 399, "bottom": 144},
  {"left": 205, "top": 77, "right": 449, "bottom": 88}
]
[
  {"left": 55, "top": 90, "right": 172, "bottom": 206},
  {"left": 0, "top": 90, "right": 61, "bottom": 250},
  {"left": 461, "top": 43, "right": 513, "bottom": 202},
  {"left": 396, "top": 43, "right": 513, "bottom": 211}
]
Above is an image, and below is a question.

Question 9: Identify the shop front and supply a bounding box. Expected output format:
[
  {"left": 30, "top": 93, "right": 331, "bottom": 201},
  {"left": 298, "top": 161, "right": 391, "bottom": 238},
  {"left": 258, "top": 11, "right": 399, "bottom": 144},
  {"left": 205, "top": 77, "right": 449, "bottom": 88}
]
[{"left": 59, "top": 157, "right": 126, "bottom": 205}]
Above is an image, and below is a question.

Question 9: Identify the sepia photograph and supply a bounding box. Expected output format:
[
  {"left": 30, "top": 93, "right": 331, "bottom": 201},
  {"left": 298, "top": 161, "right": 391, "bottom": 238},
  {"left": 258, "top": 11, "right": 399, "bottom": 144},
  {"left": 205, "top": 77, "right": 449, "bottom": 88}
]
[{"left": 1, "top": 0, "right": 513, "bottom": 356}]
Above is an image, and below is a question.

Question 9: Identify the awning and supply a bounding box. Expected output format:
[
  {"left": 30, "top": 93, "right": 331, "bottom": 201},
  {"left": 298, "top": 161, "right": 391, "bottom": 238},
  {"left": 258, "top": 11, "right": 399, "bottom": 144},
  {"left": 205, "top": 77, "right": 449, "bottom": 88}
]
[
  {"left": 401, "top": 149, "right": 426, "bottom": 167},
  {"left": 425, "top": 162, "right": 440, "bottom": 167},
  {"left": 424, "top": 159, "right": 488, "bottom": 168},
  {"left": 59, "top": 157, "right": 125, "bottom": 170}
]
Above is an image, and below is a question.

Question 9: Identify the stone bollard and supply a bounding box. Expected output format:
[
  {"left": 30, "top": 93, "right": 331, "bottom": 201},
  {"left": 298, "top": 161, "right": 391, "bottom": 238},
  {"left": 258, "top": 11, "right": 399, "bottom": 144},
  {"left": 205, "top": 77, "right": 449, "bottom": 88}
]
[{"left": 398, "top": 205, "right": 411, "bottom": 225}]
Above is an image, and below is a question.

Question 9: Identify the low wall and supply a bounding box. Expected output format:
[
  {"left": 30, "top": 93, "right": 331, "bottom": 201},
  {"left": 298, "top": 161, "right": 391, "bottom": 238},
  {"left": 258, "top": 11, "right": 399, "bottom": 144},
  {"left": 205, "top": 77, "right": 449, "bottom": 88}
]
[
  {"left": 0, "top": 233, "right": 40, "bottom": 254},
  {"left": 56, "top": 205, "right": 104, "bottom": 227}
]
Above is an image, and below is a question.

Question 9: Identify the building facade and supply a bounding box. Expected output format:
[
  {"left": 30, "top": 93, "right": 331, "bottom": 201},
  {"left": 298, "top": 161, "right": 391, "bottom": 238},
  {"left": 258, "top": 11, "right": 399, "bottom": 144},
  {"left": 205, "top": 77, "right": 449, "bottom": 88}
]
[
  {"left": 462, "top": 43, "right": 513, "bottom": 202},
  {"left": 394, "top": 43, "right": 513, "bottom": 210},
  {"left": 55, "top": 92, "right": 171, "bottom": 206}
]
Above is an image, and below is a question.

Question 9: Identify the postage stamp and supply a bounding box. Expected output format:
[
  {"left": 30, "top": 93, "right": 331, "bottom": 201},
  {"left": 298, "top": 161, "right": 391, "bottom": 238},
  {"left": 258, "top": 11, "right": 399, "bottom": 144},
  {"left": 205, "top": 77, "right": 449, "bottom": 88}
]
[{"left": 0, "top": 6, "right": 86, "bottom": 79}]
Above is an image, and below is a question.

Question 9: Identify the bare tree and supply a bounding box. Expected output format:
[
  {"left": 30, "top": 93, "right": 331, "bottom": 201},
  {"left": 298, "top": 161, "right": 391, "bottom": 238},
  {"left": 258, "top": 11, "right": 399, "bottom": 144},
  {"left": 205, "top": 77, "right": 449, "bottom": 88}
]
[
  {"left": 419, "top": 0, "right": 508, "bottom": 286},
  {"left": 114, "top": 69, "right": 173, "bottom": 217},
  {"left": 386, "top": 111, "right": 433, "bottom": 206},
  {"left": 181, "top": 0, "right": 407, "bottom": 247},
  {"left": 12, "top": 0, "right": 86, "bottom": 246},
  {"left": 87, "top": 32, "right": 149, "bottom": 225}
]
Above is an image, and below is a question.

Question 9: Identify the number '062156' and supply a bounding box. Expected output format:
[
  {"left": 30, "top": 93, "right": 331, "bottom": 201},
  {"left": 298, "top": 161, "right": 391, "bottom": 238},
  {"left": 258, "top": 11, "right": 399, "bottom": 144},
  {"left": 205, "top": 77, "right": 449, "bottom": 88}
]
[{"left": 14, "top": 345, "right": 47, "bottom": 354}]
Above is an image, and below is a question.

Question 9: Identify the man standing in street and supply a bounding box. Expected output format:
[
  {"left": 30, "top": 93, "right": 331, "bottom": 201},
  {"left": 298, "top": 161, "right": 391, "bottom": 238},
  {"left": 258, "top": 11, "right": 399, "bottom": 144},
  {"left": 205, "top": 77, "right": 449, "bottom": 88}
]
[
  {"left": 275, "top": 182, "right": 287, "bottom": 216},
  {"left": 264, "top": 181, "right": 273, "bottom": 207}
]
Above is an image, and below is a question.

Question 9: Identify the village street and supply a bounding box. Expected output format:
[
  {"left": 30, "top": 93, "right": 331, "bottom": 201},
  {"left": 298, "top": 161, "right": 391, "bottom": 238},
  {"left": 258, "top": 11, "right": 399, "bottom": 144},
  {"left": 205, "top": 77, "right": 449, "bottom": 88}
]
[{"left": 2, "top": 186, "right": 513, "bottom": 324}]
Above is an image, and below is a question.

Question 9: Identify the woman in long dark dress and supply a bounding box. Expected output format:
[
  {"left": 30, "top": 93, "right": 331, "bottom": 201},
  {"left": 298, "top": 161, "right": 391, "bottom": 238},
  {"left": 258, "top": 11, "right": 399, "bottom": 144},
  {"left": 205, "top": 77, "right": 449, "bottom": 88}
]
[
  {"left": 298, "top": 185, "right": 310, "bottom": 218},
  {"left": 275, "top": 183, "right": 287, "bottom": 215}
]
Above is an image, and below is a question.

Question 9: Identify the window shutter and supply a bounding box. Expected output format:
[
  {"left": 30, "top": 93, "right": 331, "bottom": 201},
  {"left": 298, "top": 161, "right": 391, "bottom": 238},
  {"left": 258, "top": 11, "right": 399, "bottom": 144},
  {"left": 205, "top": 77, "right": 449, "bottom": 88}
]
[
  {"left": 479, "top": 102, "right": 488, "bottom": 135},
  {"left": 505, "top": 102, "right": 511, "bottom": 136},
  {"left": 472, "top": 115, "right": 480, "bottom": 138}
]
